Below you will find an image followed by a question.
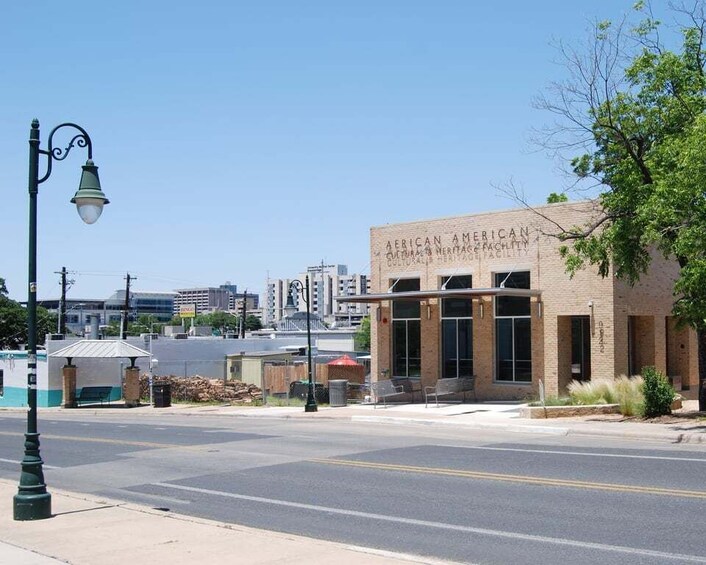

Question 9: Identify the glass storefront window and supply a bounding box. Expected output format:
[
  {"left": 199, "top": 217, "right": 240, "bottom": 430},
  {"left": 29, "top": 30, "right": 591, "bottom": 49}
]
[
  {"left": 495, "top": 272, "right": 531, "bottom": 383},
  {"left": 441, "top": 275, "right": 473, "bottom": 378},
  {"left": 391, "top": 279, "right": 421, "bottom": 377}
]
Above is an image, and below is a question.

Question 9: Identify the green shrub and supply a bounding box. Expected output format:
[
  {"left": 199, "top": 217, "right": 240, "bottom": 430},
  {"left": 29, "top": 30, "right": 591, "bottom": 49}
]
[{"left": 640, "top": 367, "right": 675, "bottom": 418}]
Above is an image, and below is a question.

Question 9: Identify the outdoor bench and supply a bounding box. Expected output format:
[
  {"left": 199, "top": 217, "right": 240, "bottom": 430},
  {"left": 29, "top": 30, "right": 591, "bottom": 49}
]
[
  {"left": 425, "top": 376, "right": 476, "bottom": 407},
  {"left": 75, "top": 386, "right": 113, "bottom": 406},
  {"left": 391, "top": 377, "right": 422, "bottom": 402},
  {"left": 371, "top": 379, "right": 405, "bottom": 408}
]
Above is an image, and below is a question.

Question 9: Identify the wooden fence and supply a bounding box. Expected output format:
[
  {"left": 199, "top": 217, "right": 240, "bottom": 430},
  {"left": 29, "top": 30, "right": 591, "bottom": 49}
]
[{"left": 262, "top": 362, "right": 365, "bottom": 395}]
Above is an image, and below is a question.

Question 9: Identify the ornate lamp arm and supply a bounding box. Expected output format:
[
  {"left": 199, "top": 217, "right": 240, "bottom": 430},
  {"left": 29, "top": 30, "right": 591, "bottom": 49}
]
[{"left": 37, "top": 122, "right": 94, "bottom": 185}]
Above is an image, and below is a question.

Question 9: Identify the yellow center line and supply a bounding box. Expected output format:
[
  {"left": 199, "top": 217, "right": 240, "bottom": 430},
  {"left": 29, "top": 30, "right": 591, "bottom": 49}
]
[
  {"left": 311, "top": 458, "right": 706, "bottom": 500},
  {"left": 0, "top": 431, "right": 205, "bottom": 451}
]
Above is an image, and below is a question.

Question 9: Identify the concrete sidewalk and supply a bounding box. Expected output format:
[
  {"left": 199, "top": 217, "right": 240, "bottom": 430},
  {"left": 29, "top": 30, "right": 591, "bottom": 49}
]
[
  {"left": 58, "top": 399, "right": 706, "bottom": 443},
  {"left": 0, "top": 481, "right": 454, "bottom": 565}
]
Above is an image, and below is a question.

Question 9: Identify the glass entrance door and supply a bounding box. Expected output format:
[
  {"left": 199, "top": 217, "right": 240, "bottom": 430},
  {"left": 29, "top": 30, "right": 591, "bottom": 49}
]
[{"left": 571, "top": 316, "right": 591, "bottom": 381}]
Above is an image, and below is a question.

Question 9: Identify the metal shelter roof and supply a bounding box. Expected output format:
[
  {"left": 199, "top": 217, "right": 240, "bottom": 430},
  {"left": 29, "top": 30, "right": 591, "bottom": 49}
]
[
  {"left": 334, "top": 287, "right": 542, "bottom": 304},
  {"left": 49, "top": 340, "right": 151, "bottom": 360}
]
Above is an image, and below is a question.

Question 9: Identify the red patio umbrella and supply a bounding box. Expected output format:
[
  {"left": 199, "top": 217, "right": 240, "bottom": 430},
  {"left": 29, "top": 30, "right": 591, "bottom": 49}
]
[{"left": 328, "top": 354, "right": 360, "bottom": 366}]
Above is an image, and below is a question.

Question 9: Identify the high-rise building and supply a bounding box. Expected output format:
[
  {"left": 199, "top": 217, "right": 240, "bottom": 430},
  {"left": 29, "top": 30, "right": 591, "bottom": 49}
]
[
  {"left": 174, "top": 283, "right": 259, "bottom": 315},
  {"left": 105, "top": 290, "right": 176, "bottom": 324},
  {"left": 264, "top": 264, "right": 370, "bottom": 327},
  {"left": 174, "top": 287, "right": 232, "bottom": 315}
]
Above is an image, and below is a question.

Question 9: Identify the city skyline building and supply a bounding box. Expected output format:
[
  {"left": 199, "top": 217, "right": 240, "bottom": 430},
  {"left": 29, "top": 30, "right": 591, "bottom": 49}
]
[{"left": 264, "top": 264, "right": 370, "bottom": 328}]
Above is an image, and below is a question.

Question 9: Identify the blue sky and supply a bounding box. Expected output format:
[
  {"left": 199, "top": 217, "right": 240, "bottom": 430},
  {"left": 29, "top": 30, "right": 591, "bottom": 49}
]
[{"left": 1, "top": 1, "right": 641, "bottom": 302}]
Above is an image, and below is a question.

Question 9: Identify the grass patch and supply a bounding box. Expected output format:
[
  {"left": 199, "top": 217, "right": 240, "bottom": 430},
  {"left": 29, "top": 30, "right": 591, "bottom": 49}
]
[
  {"left": 265, "top": 396, "right": 306, "bottom": 407},
  {"left": 529, "top": 396, "right": 572, "bottom": 407}
]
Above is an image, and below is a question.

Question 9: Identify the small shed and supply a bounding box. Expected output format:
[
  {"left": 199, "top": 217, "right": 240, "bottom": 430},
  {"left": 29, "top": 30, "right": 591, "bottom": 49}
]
[{"left": 226, "top": 350, "right": 295, "bottom": 389}]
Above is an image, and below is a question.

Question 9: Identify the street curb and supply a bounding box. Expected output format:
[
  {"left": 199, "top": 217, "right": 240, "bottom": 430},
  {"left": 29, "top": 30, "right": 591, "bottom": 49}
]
[
  {"left": 351, "top": 415, "right": 570, "bottom": 436},
  {"left": 2, "top": 406, "right": 704, "bottom": 444},
  {"left": 562, "top": 426, "right": 706, "bottom": 444}
]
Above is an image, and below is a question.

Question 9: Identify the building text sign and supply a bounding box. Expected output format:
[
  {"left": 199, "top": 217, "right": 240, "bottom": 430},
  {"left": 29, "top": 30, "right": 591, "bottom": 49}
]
[{"left": 384, "top": 226, "right": 532, "bottom": 267}]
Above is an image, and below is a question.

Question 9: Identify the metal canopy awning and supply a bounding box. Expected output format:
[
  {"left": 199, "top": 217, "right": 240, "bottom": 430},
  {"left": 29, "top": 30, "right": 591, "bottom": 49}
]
[
  {"left": 50, "top": 340, "right": 151, "bottom": 366},
  {"left": 334, "top": 287, "right": 542, "bottom": 304}
]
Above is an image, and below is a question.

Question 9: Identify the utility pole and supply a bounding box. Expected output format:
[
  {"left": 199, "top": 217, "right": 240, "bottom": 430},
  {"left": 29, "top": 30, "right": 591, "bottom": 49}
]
[
  {"left": 54, "top": 267, "right": 75, "bottom": 335},
  {"left": 240, "top": 290, "right": 247, "bottom": 338},
  {"left": 121, "top": 273, "right": 135, "bottom": 339},
  {"left": 56, "top": 267, "right": 67, "bottom": 334}
]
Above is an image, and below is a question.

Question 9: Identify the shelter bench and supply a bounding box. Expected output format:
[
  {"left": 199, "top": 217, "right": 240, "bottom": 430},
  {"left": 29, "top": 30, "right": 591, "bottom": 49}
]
[
  {"left": 75, "top": 386, "right": 113, "bottom": 406},
  {"left": 425, "top": 376, "right": 476, "bottom": 407},
  {"left": 371, "top": 379, "right": 405, "bottom": 408}
]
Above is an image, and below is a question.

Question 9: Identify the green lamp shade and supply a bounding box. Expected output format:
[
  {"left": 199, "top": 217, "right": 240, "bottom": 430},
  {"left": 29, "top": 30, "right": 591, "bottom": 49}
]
[
  {"left": 284, "top": 290, "right": 297, "bottom": 317},
  {"left": 71, "top": 159, "right": 109, "bottom": 224}
]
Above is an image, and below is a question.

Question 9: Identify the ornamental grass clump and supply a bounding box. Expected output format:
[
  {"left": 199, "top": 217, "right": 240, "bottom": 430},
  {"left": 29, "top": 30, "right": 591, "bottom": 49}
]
[
  {"left": 568, "top": 379, "right": 616, "bottom": 405},
  {"left": 641, "top": 367, "right": 675, "bottom": 418},
  {"left": 568, "top": 376, "right": 644, "bottom": 416},
  {"left": 612, "top": 375, "right": 643, "bottom": 417}
]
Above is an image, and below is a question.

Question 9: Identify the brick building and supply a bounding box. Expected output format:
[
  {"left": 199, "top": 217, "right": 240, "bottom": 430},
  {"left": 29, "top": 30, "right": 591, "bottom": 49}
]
[{"left": 338, "top": 200, "right": 696, "bottom": 401}]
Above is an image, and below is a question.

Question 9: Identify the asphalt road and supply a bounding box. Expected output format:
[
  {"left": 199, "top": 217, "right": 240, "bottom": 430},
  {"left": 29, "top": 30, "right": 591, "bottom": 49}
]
[{"left": 1, "top": 411, "right": 706, "bottom": 565}]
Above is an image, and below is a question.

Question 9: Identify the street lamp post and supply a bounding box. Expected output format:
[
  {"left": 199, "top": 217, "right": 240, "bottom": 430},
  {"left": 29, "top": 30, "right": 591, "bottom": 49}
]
[
  {"left": 286, "top": 276, "right": 317, "bottom": 412},
  {"left": 14, "top": 119, "right": 109, "bottom": 521}
]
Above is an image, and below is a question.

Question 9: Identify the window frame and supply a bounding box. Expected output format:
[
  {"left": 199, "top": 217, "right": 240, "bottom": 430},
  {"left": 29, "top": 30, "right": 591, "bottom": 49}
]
[
  {"left": 440, "top": 275, "right": 473, "bottom": 379},
  {"left": 494, "top": 271, "right": 532, "bottom": 384},
  {"left": 391, "top": 278, "right": 421, "bottom": 378}
]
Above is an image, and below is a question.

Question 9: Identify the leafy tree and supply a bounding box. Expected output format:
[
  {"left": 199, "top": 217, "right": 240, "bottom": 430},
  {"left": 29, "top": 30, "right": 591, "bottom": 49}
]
[
  {"left": 546, "top": 192, "right": 568, "bottom": 203},
  {"left": 36, "top": 306, "right": 57, "bottom": 343},
  {"left": 0, "top": 277, "right": 56, "bottom": 348},
  {"left": 245, "top": 315, "right": 262, "bottom": 331},
  {"left": 190, "top": 311, "right": 239, "bottom": 334},
  {"left": 534, "top": 1, "right": 706, "bottom": 408},
  {"left": 169, "top": 315, "right": 184, "bottom": 326},
  {"left": 354, "top": 316, "right": 371, "bottom": 352},
  {"left": 0, "top": 296, "right": 27, "bottom": 349},
  {"left": 103, "top": 322, "right": 120, "bottom": 337}
]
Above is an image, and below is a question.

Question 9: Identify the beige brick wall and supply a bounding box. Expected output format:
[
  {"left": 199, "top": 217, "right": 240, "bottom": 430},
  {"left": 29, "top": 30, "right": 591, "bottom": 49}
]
[{"left": 368, "top": 200, "right": 696, "bottom": 400}]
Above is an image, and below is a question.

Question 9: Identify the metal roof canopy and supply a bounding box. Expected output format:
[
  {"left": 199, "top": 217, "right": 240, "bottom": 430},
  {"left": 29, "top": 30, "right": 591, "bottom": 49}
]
[
  {"left": 334, "top": 287, "right": 542, "bottom": 304},
  {"left": 50, "top": 340, "right": 151, "bottom": 367}
]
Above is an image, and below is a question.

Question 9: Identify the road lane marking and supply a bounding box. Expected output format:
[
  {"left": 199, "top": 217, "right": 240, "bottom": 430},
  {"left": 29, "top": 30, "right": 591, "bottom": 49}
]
[
  {"left": 443, "top": 445, "right": 706, "bottom": 463},
  {"left": 0, "top": 457, "right": 62, "bottom": 469},
  {"left": 153, "top": 482, "right": 706, "bottom": 563},
  {"left": 311, "top": 458, "right": 706, "bottom": 500},
  {"left": 0, "top": 431, "right": 203, "bottom": 451}
]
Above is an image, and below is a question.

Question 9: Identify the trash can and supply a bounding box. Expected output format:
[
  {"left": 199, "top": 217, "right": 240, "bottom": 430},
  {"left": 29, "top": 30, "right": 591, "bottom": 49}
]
[
  {"left": 329, "top": 380, "right": 348, "bottom": 407},
  {"left": 289, "top": 381, "right": 308, "bottom": 400},
  {"left": 152, "top": 383, "right": 171, "bottom": 408}
]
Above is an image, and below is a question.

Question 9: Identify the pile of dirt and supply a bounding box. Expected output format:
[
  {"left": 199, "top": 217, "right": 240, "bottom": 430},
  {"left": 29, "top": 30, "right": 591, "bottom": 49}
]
[{"left": 139, "top": 374, "right": 262, "bottom": 404}]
